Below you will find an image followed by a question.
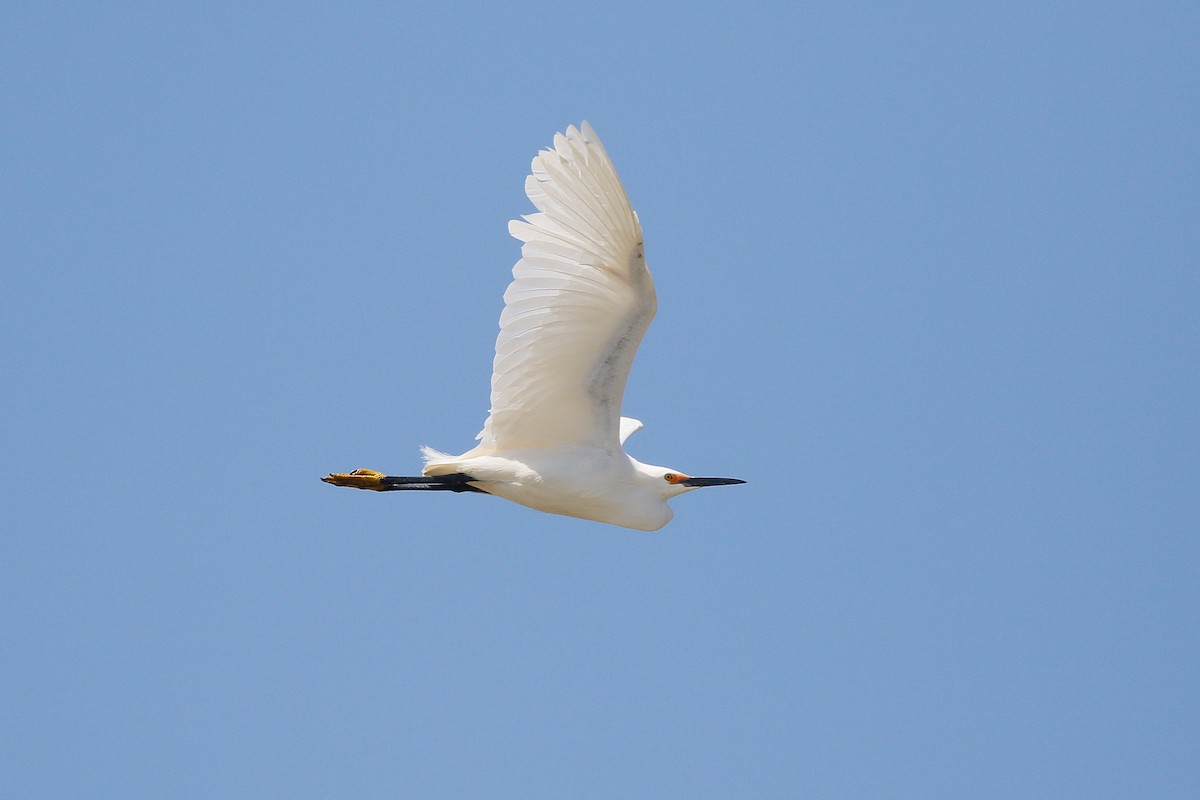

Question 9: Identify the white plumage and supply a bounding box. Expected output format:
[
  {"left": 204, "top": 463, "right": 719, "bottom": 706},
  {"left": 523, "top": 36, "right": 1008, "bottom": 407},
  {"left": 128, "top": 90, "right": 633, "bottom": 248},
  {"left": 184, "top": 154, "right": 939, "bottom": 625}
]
[
  {"left": 478, "top": 122, "right": 652, "bottom": 452},
  {"left": 325, "top": 123, "right": 742, "bottom": 531}
]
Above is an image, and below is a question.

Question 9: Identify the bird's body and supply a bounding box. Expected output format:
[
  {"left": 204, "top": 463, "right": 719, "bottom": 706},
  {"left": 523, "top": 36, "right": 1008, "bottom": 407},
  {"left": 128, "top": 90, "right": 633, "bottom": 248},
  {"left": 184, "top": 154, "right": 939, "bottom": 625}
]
[
  {"left": 423, "top": 444, "right": 676, "bottom": 532},
  {"left": 324, "top": 123, "right": 743, "bottom": 531}
]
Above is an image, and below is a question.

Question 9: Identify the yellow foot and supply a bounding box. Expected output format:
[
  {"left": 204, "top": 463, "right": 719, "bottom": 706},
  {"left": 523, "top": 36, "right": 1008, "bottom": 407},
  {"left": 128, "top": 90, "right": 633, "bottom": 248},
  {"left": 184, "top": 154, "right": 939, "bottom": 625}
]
[{"left": 322, "top": 468, "right": 387, "bottom": 490}]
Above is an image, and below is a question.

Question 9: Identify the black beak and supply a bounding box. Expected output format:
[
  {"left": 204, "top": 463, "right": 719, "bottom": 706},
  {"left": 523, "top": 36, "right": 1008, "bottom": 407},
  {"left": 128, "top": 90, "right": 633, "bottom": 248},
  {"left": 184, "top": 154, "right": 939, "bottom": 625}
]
[{"left": 679, "top": 477, "right": 746, "bottom": 487}]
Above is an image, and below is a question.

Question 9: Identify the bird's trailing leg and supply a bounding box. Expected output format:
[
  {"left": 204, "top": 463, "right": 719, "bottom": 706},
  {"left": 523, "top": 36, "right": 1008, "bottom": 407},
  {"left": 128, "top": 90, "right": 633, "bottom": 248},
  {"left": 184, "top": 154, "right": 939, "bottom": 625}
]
[{"left": 322, "top": 469, "right": 486, "bottom": 493}]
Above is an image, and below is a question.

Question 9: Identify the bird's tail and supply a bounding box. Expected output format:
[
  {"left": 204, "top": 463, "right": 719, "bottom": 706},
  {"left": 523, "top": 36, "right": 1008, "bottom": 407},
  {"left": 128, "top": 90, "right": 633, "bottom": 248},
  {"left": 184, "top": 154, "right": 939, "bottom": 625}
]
[{"left": 420, "top": 446, "right": 462, "bottom": 477}]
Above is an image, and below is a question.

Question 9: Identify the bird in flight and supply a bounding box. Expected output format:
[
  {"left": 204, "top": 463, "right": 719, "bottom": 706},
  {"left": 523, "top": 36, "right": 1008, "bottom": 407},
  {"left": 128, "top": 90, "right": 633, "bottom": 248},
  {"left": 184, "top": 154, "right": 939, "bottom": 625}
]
[{"left": 323, "top": 122, "right": 744, "bottom": 530}]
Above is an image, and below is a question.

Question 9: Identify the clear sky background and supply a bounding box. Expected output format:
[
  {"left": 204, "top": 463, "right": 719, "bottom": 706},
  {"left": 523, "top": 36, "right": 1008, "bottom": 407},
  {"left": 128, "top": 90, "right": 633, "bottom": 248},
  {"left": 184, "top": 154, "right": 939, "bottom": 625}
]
[{"left": 3, "top": 2, "right": 1197, "bottom": 797}]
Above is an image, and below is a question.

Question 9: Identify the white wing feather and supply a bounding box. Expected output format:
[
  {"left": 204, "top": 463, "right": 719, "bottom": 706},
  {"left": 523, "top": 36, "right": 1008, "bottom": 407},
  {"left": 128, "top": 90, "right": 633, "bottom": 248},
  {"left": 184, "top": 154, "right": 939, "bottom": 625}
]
[
  {"left": 476, "top": 122, "right": 654, "bottom": 452},
  {"left": 619, "top": 416, "right": 644, "bottom": 445}
]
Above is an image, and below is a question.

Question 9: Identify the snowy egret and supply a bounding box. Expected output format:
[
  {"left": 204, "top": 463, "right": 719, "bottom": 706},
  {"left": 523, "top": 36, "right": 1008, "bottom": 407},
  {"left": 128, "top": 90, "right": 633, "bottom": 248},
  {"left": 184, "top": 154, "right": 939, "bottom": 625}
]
[{"left": 323, "top": 122, "right": 744, "bottom": 530}]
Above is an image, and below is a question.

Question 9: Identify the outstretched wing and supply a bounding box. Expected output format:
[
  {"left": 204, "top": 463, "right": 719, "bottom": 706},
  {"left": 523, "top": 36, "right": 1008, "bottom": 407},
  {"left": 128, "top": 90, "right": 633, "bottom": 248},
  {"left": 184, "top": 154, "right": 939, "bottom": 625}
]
[{"left": 476, "top": 122, "right": 654, "bottom": 452}]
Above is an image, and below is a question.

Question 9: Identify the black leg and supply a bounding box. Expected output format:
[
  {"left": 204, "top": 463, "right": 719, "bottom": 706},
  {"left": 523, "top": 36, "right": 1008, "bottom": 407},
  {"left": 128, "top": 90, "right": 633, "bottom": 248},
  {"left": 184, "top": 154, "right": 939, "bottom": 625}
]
[{"left": 375, "top": 473, "right": 487, "bottom": 493}]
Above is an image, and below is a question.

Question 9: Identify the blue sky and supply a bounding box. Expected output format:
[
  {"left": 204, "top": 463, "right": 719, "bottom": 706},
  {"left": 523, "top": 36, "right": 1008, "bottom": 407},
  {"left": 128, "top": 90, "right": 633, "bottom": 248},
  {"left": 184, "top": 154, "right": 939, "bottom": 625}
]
[{"left": 3, "top": 2, "right": 1197, "bottom": 797}]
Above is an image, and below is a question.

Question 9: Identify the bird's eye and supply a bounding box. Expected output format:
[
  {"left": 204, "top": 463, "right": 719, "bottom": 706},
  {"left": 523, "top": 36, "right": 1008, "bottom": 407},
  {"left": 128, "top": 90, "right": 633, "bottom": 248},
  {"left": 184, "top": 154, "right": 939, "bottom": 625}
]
[{"left": 664, "top": 473, "right": 678, "bottom": 483}]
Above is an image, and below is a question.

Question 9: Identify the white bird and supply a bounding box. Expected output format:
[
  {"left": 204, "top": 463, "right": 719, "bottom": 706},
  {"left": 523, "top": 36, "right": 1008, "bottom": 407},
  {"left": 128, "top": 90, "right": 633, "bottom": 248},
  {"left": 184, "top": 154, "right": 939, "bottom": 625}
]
[{"left": 324, "top": 122, "right": 744, "bottom": 530}]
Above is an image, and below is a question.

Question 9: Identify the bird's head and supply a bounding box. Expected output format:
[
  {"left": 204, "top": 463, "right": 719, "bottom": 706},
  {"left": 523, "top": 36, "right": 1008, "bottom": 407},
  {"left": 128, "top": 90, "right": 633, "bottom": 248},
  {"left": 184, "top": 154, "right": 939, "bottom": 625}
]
[{"left": 640, "top": 463, "right": 746, "bottom": 499}]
